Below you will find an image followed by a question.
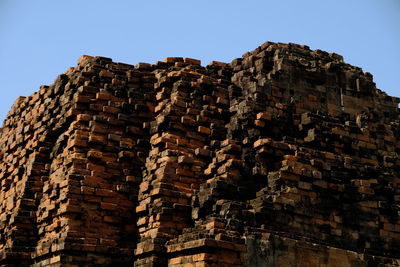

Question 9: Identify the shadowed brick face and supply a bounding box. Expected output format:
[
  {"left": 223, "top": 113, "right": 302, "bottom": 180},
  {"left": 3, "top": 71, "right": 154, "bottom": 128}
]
[{"left": 0, "top": 42, "right": 399, "bottom": 266}]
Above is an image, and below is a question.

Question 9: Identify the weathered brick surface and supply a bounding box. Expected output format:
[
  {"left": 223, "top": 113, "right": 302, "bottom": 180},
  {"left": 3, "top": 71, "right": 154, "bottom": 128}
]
[{"left": 0, "top": 42, "right": 399, "bottom": 266}]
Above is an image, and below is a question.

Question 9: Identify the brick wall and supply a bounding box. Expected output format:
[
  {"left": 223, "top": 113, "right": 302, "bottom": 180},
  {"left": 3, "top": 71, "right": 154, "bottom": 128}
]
[{"left": 0, "top": 42, "right": 399, "bottom": 266}]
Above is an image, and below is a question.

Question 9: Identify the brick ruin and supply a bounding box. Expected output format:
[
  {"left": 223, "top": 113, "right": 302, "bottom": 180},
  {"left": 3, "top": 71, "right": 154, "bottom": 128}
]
[{"left": 0, "top": 42, "right": 399, "bottom": 266}]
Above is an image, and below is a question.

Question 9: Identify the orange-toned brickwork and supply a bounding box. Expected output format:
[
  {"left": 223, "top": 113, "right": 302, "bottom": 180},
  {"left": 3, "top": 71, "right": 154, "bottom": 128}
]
[{"left": 0, "top": 42, "right": 399, "bottom": 266}]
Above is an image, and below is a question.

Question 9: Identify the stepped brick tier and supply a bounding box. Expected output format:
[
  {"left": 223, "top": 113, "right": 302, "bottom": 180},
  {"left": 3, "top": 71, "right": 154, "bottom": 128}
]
[{"left": 0, "top": 42, "right": 399, "bottom": 267}]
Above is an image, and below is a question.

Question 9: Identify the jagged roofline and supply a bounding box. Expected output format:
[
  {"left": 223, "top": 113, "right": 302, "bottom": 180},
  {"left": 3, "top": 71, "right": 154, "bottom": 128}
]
[{"left": 4, "top": 40, "right": 400, "bottom": 115}]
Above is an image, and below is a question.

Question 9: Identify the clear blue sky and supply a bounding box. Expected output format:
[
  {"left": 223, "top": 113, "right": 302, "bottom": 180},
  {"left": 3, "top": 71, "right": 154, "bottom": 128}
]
[{"left": 1, "top": 0, "right": 399, "bottom": 124}]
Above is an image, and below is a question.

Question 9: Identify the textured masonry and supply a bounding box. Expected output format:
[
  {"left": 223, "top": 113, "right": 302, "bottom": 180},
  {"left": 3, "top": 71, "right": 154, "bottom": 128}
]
[{"left": 0, "top": 42, "right": 399, "bottom": 266}]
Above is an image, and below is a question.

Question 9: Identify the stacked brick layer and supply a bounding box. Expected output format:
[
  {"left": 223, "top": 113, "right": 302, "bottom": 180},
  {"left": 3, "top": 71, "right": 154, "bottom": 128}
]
[{"left": 0, "top": 42, "right": 399, "bottom": 266}]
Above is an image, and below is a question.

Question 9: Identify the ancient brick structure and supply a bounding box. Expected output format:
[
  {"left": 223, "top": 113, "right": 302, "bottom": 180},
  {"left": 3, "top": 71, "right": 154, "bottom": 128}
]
[{"left": 0, "top": 42, "right": 399, "bottom": 266}]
